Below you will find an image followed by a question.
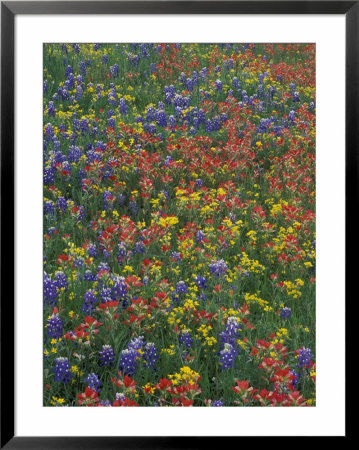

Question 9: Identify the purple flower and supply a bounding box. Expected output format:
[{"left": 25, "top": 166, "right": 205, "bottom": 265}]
[
  {"left": 84, "top": 373, "right": 102, "bottom": 392},
  {"left": 219, "top": 317, "right": 242, "bottom": 348},
  {"left": 179, "top": 330, "right": 193, "bottom": 349},
  {"left": 212, "top": 400, "right": 224, "bottom": 407},
  {"left": 195, "top": 179, "right": 204, "bottom": 188},
  {"left": 53, "top": 357, "right": 72, "bottom": 383},
  {"left": 47, "top": 101, "right": 55, "bottom": 116},
  {"left": 196, "top": 230, "right": 206, "bottom": 242},
  {"left": 46, "top": 313, "right": 63, "bottom": 339},
  {"left": 176, "top": 281, "right": 188, "bottom": 294},
  {"left": 119, "top": 98, "right": 127, "bottom": 115},
  {"left": 128, "top": 336, "right": 145, "bottom": 351},
  {"left": 99, "top": 345, "right": 115, "bottom": 367},
  {"left": 44, "top": 272, "right": 58, "bottom": 306},
  {"left": 195, "top": 275, "right": 207, "bottom": 289},
  {"left": 57, "top": 197, "right": 68, "bottom": 212},
  {"left": 215, "top": 79, "right": 222, "bottom": 90},
  {"left": 143, "top": 343, "right": 159, "bottom": 370},
  {"left": 119, "top": 348, "right": 138, "bottom": 376},
  {"left": 44, "top": 200, "right": 55, "bottom": 215},
  {"left": 219, "top": 343, "right": 238, "bottom": 370},
  {"left": 155, "top": 109, "right": 167, "bottom": 127},
  {"left": 171, "top": 251, "right": 182, "bottom": 261},
  {"left": 110, "top": 64, "right": 119, "bottom": 78},
  {"left": 82, "top": 289, "right": 98, "bottom": 314},
  {"left": 209, "top": 259, "right": 228, "bottom": 277},
  {"left": 280, "top": 307, "right": 292, "bottom": 319},
  {"left": 297, "top": 347, "right": 313, "bottom": 369}
]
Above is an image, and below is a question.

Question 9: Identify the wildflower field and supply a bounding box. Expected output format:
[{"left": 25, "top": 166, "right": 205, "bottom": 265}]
[{"left": 44, "top": 43, "right": 316, "bottom": 407}]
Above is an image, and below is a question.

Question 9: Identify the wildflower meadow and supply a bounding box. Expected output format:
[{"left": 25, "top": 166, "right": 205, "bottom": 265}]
[{"left": 44, "top": 43, "right": 316, "bottom": 407}]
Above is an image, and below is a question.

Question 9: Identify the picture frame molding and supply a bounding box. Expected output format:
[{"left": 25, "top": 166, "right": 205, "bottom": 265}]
[{"left": 1, "top": 1, "right": 353, "bottom": 446}]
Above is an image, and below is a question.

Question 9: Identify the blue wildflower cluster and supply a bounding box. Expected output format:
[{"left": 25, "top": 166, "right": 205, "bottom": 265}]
[{"left": 53, "top": 357, "right": 72, "bottom": 383}]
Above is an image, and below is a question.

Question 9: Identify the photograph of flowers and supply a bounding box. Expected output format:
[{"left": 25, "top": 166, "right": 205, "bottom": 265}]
[{"left": 43, "top": 43, "right": 316, "bottom": 407}]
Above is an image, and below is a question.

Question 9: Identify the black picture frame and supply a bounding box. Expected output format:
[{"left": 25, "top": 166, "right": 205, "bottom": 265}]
[{"left": 0, "top": 1, "right": 353, "bottom": 447}]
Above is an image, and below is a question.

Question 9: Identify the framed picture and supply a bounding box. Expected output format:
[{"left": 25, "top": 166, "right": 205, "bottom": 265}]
[{"left": 1, "top": 1, "right": 352, "bottom": 446}]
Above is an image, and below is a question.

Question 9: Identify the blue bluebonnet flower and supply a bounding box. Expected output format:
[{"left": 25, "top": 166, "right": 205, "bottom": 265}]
[
  {"left": 44, "top": 167, "right": 56, "bottom": 185},
  {"left": 118, "top": 193, "right": 126, "bottom": 207},
  {"left": 212, "top": 400, "right": 224, "bottom": 407},
  {"left": 219, "top": 343, "right": 238, "bottom": 370},
  {"left": 129, "top": 201, "right": 139, "bottom": 216},
  {"left": 176, "top": 281, "right": 188, "bottom": 294},
  {"left": 119, "top": 98, "right": 127, "bottom": 115},
  {"left": 54, "top": 357, "right": 72, "bottom": 383},
  {"left": 75, "top": 85, "right": 83, "bottom": 99},
  {"left": 143, "top": 343, "right": 159, "bottom": 370},
  {"left": 97, "top": 262, "right": 110, "bottom": 273},
  {"left": 45, "top": 123, "right": 55, "bottom": 137},
  {"left": 280, "top": 307, "right": 292, "bottom": 319},
  {"left": 79, "top": 61, "right": 87, "bottom": 76},
  {"left": 219, "top": 317, "right": 241, "bottom": 348},
  {"left": 84, "top": 373, "right": 102, "bottom": 392},
  {"left": 57, "top": 197, "right": 68, "bottom": 212},
  {"left": 47, "top": 227, "right": 57, "bottom": 235},
  {"left": 146, "top": 106, "right": 155, "bottom": 122},
  {"left": 128, "top": 336, "right": 145, "bottom": 351},
  {"left": 88, "top": 244, "right": 97, "bottom": 258},
  {"left": 84, "top": 270, "right": 94, "bottom": 281},
  {"left": 290, "top": 370, "right": 299, "bottom": 389},
  {"left": 100, "top": 287, "right": 112, "bottom": 303},
  {"left": 215, "top": 79, "right": 222, "bottom": 90},
  {"left": 46, "top": 313, "right": 63, "bottom": 339},
  {"left": 82, "top": 289, "right": 98, "bottom": 314},
  {"left": 119, "top": 348, "right": 138, "bottom": 375},
  {"left": 205, "top": 120, "right": 214, "bottom": 133},
  {"left": 168, "top": 115, "right": 176, "bottom": 129},
  {"left": 99, "top": 345, "right": 115, "bottom": 367},
  {"left": 195, "top": 275, "right": 207, "bottom": 289},
  {"left": 288, "top": 110, "right": 296, "bottom": 122},
  {"left": 220, "top": 113, "right": 228, "bottom": 123},
  {"left": 297, "top": 347, "right": 313, "bottom": 369},
  {"left": 55, "top": 271, "right": 68, "bottom": 290},
  {"left": 117, "top": 241, "right": 127, "bottom": 263},
  {"left": 80, "top": 118, "right": 89, "bottom": 134},
  {"left": 110, "top": 64, "right": 119, "bottom": 78},
  {"left": 65, "top": 64, "right": 73, "bottom": 76},
  {"left": 99, "top": 399, "right": 112, "bottom": 406},
  {"left": 196, "top": 230, "right": 206, "bottom": 242},
  {"left": 209, "top": 259, "right": 228, "bottom": 277},
  {"left": 47, "top": 101, "right": 55, "bottom": 116},
  {"left": 150, "top": 63, "right": 156, "bottom": 73},
  {"left": 171, "top": 251, "right": 182, "bottom": 261},
  {"left": 212, "top": 116, "right": 221, "bottom": 131},
  {"left": 44, "top": 272, "right": 58, "bottom": 306},
  {"left": 103, "top": 190, "right": 114, "bottom": 210},
  {"left": 44, "top": 200, "right": 55, "bottom": 215},
  {"left": 111, "top": 275, "right": 128, "bottom": 306},
  {"left": 195, "top": 179, "right": 204, "bottom": 188},
  {"left": 133, "top": 241, "right": 145, "bottom": 254},
  {"left": 155, "top": 109, "right": 167, "bottom": 127},
  {"left": 179, "top": 330, "right": 193, "bottom": 349},
  {"left": 144, "top": 123, "right": 157, "bottom": 135},
  {"left": 199, "top": 67, "right": 208, "bottom": 80}
]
